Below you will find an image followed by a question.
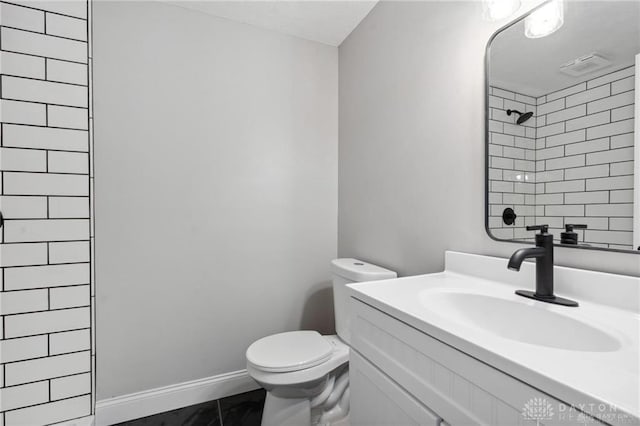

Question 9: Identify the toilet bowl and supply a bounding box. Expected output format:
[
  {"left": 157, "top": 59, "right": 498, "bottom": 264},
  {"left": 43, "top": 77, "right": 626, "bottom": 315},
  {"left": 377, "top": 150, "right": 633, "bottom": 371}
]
[{"left": 246, "top": 259, "right": 397, "bottom": 426}]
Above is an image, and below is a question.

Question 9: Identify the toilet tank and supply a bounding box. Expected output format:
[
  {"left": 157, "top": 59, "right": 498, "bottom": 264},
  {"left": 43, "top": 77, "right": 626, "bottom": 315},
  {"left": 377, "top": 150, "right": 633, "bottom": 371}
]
[{"left": 331, "top": 258, "right": 397, "bottom": 344}]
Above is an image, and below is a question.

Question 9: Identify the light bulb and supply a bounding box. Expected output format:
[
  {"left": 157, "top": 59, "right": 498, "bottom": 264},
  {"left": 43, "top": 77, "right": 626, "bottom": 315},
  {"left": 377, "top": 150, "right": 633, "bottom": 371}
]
[
  {"left": 482, "top": 0, "right": 522, "bottom": 21},
  {"left": 525, "top": 0, "right": 564, "bottom": 39}
]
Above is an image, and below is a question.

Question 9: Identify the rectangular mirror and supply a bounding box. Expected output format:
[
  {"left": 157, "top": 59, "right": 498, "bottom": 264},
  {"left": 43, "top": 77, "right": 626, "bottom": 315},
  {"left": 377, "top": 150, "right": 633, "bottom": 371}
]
[{"left": 486, "top": 0, "right": 639, "bottom": 253}]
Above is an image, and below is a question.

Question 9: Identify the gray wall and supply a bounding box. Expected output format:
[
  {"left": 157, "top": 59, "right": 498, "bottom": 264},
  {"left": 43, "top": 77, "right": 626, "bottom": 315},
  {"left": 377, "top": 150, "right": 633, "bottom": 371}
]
[
  {"left": 93, "top": 2, "right": 338, "bottom": 399},
  {"left": 338, "top": 1, "right": 639, "bottom": 277}
]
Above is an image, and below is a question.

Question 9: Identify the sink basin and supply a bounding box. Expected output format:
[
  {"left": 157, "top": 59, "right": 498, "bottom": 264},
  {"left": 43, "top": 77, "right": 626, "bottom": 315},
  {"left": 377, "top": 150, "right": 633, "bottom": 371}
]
[{"left": 421, "top": 290, "right": 622, "bottom": 352}]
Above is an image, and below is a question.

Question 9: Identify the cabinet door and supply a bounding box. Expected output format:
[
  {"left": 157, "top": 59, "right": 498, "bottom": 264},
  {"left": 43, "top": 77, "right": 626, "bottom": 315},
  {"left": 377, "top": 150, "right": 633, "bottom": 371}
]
[{"left": 350, "top": 350, "right": 442, "bottom": 426}]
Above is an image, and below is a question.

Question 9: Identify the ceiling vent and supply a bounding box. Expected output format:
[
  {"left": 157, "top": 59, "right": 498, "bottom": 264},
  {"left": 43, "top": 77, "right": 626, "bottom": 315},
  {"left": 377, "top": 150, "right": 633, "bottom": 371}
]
[{"left": 559, "top": 53, "right": 612, "bottom": 77}]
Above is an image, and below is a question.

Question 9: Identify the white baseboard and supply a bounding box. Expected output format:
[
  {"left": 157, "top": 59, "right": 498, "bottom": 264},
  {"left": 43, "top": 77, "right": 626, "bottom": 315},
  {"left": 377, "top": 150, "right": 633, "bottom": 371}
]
[{"left": 95, "top": 370, "right": 259, "bottom": 426}]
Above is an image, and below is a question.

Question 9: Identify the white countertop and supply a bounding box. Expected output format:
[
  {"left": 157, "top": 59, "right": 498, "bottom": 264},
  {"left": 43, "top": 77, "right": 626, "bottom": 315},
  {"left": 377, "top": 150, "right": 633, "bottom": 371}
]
[{"left": 347, "top": 251, "right": 640, "bottom": 425}]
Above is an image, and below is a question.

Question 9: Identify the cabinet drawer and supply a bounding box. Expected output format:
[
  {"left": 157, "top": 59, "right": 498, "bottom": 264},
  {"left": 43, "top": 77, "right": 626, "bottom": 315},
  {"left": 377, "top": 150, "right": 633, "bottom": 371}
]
[
  {"left": 350, "top": 298, "right": 606, "bottom": 426},
  {"left": 351, "top": 350, "right": 442, "bottom": 426}
]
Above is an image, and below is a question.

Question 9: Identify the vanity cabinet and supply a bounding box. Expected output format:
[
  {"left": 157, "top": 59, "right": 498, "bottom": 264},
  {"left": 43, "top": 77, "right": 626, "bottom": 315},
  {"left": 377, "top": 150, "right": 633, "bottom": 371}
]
[
  {"left": 350, "top": 350, "right": 442, "bottom": 425},
  {"left": 348, "top": 298, "right": 607, "bottom": 426}
]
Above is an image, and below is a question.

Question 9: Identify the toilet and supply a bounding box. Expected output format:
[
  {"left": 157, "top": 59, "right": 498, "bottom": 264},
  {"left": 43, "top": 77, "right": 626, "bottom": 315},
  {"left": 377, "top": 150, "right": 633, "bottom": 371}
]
[{"left": 246, "top": 259, "right": 397, "bottom": 426}]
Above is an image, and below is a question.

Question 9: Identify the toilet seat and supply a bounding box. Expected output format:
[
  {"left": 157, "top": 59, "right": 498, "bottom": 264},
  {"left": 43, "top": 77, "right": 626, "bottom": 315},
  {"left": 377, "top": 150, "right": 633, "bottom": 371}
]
[
  {"left": 247, "top": 331, "right": 333, "bottom": 373},
  {"left": 247, "top": 335, "right": 349, "bottom": 387}
]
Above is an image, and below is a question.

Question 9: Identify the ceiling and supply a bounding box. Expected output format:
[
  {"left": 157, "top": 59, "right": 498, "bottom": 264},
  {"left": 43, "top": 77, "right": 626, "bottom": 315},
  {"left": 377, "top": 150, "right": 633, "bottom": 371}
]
[
  {"left": 164, "top": 0, "right": 378, "bottom": 46},
  {"left": 490, "top": 1, "right": 640, "bottom": 97}
]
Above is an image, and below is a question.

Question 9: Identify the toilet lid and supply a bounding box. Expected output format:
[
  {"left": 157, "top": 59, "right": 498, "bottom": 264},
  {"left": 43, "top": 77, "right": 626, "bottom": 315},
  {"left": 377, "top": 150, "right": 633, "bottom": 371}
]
[{"left": 246, "top": 331, "right": 333, "bottom": 373}]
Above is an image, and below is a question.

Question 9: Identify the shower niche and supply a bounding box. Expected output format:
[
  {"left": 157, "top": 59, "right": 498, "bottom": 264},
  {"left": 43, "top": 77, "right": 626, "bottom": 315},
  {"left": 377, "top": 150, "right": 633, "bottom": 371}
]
[{"left": 485, "top": 0, "right": 639, "bottom": 253}]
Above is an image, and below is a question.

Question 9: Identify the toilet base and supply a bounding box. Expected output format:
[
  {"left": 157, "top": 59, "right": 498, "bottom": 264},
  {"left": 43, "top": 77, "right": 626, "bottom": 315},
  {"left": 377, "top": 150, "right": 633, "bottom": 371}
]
[
  {"left": 260, "top": 365, "right": 350, "bottom": 426},
  {"left": 262, "top": 394, "right": 311, "bottom": 426}
]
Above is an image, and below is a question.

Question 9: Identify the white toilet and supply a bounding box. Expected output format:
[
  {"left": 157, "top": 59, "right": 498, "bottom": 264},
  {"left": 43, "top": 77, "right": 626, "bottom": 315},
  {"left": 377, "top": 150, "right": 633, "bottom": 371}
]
[{"left": 246, "top": 259, "right": 397, "bottom": 426}]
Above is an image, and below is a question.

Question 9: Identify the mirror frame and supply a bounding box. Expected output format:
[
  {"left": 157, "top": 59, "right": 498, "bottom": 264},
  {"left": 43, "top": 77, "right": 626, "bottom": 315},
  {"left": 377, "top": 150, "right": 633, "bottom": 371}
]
[{"left": 484, "top": 1, "right": 639, "bottom": 255}]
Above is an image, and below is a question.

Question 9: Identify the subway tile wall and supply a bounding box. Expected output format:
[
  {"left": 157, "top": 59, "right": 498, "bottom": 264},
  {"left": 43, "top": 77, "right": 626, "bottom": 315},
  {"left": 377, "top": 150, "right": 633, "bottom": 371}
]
[
  {"left": 487, "top": 87, "right": 537, "bottom": 241},
  {"left": 488, "top": 65, "right": 635, "bottom": 250},
  {"left": 0, "top": 1, "right": 95, "bottom": 425}
]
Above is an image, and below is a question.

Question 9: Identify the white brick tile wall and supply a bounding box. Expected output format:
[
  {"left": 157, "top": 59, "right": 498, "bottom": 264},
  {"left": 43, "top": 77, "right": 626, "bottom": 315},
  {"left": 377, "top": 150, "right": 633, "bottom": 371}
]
[
  {"left": 545, "top": 204, "right": 585, "bottom": 217},
  {"left": 45, "top": 13, "right": 88, "bottom": 41},
  {"left": 536, "top": 193, "right": 563, "bottom": 204},
  {"left": 586, "top": 175, "right": 633, "bottom": 191},
  {"left": 545, "top": 129, "right": 585, "bottom": 147},
  {"left": 4, "top": 395, "right": 91, "bottom": 425},
  {"left": 546, "top": 82, "right": 586, "bottom": 101},
  {"left": 0, "top": 3, "right": 44, "bottom": 32},
  {"left": 564, "top": 191, "right": 609, "bottom": 205},
  {"left": 586, "top": 146, "right": 634, "bottom": 165},
  {"left": 492, "top": 87, "right": 515, "bottom": 99},
  {"left": 1, "top": 124, "right": 89, "bottom": 151},
  {"left": 514, "top": 160, "right": 535, "bottom": 171},
  {"left": 488, "top": 65, "right": 635, "bottom": 248},
  {"left": 587, "top": 66, "right": 635, "bottom": 89},
  {"left": 0, "top": 27, "right": 87, "bottom": 63},
  {"left": 537, "top": 145, "right": 564, "bottom": 160},
  {"left": 0, "top": 196, "right": 48, "bottom": 219},
  {"left": 546, "top": 104, "right": 585, "bottom": 124},
  {"left": 48, "top": 197, "right": 90, "bottom": 218},
  {"left": 3, "top": 172, "right": 88, "bottom": 196},
  {"left": 503, "top": 122, "right": 526, "bottom": 136},
  {"left": 47, "top": 59, "right": 88, "bottom": 85},
  {"left": 0, "top": 147, "right": 47, "bottom": 172},
  {"left": 0, "top": 381, "right": 49, "bottom": 412},
  {"left": 4, "top": 308, "right": 90, "bottom": 339},
  {"left": 584, "top": 229, "right": 633, "bottom": 245},
  {"left": 566, "top": 84, "right": 610, "bottom": 107},
  {"left": 49, "top": 329, "right": 90, "bottom": 355},
  {"left": 1, "top": 76, "right": 88, "bottom": 107},
  {"left": 0, "top": 335, "right": 48, "bottom": 363},
  {"left": 546, "top": 154, "right": 584, "bottom": 170},
  {"left": 586, "top": 118, "right": 634, "bottom": 139},
  {"left": 0, "top": 243, "right": 47, "bottom": 267},
  {"left": 611, "top": 104, "right": 634, "bottom": 122},
  {"left": 611, "top": 189, "right": 633, "bottom": 203},
  {"left": 610, "top": 160, "right": 634, "bottom": 177},
  {"left": 537, "top": 98, "right": 565, "bottom": 115},
  {"left": 611, "top": 133, "right": 634, "bottom": 149},
  {"left": 491, "top": 132, "right": 514, "bottom": 146},
  {"left": 587, "top": 90, "right": 634, "bottom": 114},
  {"left": 585, "top": 203, "right": 633, "bottom": 217},
  {"left": 565, "top": 110, "right": 610, "bottom": 132},
  {"left": 50, "top": 285, "right": 90, "bottom": 309},
  {"left": 0, "top": 290, "right": 48, "bottom": 315},
  {"left": 50, "top": 372, "right": 90, "bottom": 400},
  {"left": 610, "top": 217, "right": 633, "bottom": 231},
  {"left": 3, "top": 263, "right": 90, "bottom": 291},
  {"left": 0, "top": 99, "right": 47, "bottom": 125},
  {"left": 564, "top": 137, "right": 609, "bottom": 155},
  {"left": 48, "top": 151, "right": 89, "bottom": 174},
  {"left": 537, "top": 121, "right": 564, "bottom": 138},
  {"left": 611, "top": 76, "right": 634, "bottom": 94},
  {"left": 47, "top": 105, "right": 89, "bottom": 129},
  {"left": 564, "top": 164, "right": 609, "bottom": 180},
  {"left": 4, "top": 351, "right": 89, "bottom": 386},
  {"left": 48, "top": 241, "right": 90, "bottom": 263},
  {"left": 9, "top": 1, "right": 87, "bottom": 18},
  {"left": 3, "top": 219, "right": 89, "bottom": 242},
  {"left": 544, "top": 179, "right": 586, "bottom": 193},
  {"left": 0, "top": 51, "right": 45, "bottom": 79}
]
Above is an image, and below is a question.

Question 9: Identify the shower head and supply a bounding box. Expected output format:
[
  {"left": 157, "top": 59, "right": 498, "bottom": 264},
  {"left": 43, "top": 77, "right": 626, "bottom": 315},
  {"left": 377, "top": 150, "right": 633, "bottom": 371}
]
[{"left": 506, "top": 109, "right": 534, "bottom": 125}]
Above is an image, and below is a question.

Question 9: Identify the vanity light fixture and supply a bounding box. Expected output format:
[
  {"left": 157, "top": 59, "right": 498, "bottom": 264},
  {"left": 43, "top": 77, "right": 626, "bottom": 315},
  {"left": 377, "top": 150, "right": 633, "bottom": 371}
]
[
  {"left": 524, "top": 0, "right": 564, "bottom": 39},
  {"left": 482, "top": 0, "right": 521, "bottom": 21}
]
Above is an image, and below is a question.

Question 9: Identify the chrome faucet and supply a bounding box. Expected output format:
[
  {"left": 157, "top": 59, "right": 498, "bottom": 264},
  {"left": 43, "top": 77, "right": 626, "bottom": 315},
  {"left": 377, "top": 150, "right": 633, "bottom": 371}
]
[{"left": 508, "top": 225, "right": 578, "bottom": 307}]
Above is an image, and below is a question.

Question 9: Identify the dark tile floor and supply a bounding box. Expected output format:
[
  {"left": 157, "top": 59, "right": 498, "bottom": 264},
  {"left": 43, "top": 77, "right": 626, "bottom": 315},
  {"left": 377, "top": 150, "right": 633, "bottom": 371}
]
[{"left": 116, "top": 389, "right": 266, "bottom": 426}]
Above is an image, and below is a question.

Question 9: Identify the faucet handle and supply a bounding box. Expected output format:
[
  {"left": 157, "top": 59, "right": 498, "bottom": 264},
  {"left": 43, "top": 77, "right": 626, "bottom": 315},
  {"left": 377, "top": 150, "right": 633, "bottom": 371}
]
[
  {"left": 526, "top": 224, "right": 549, "bottom": 234},
  {"left": 565, "top": 224, "right": 587, "bottom": 231}
]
